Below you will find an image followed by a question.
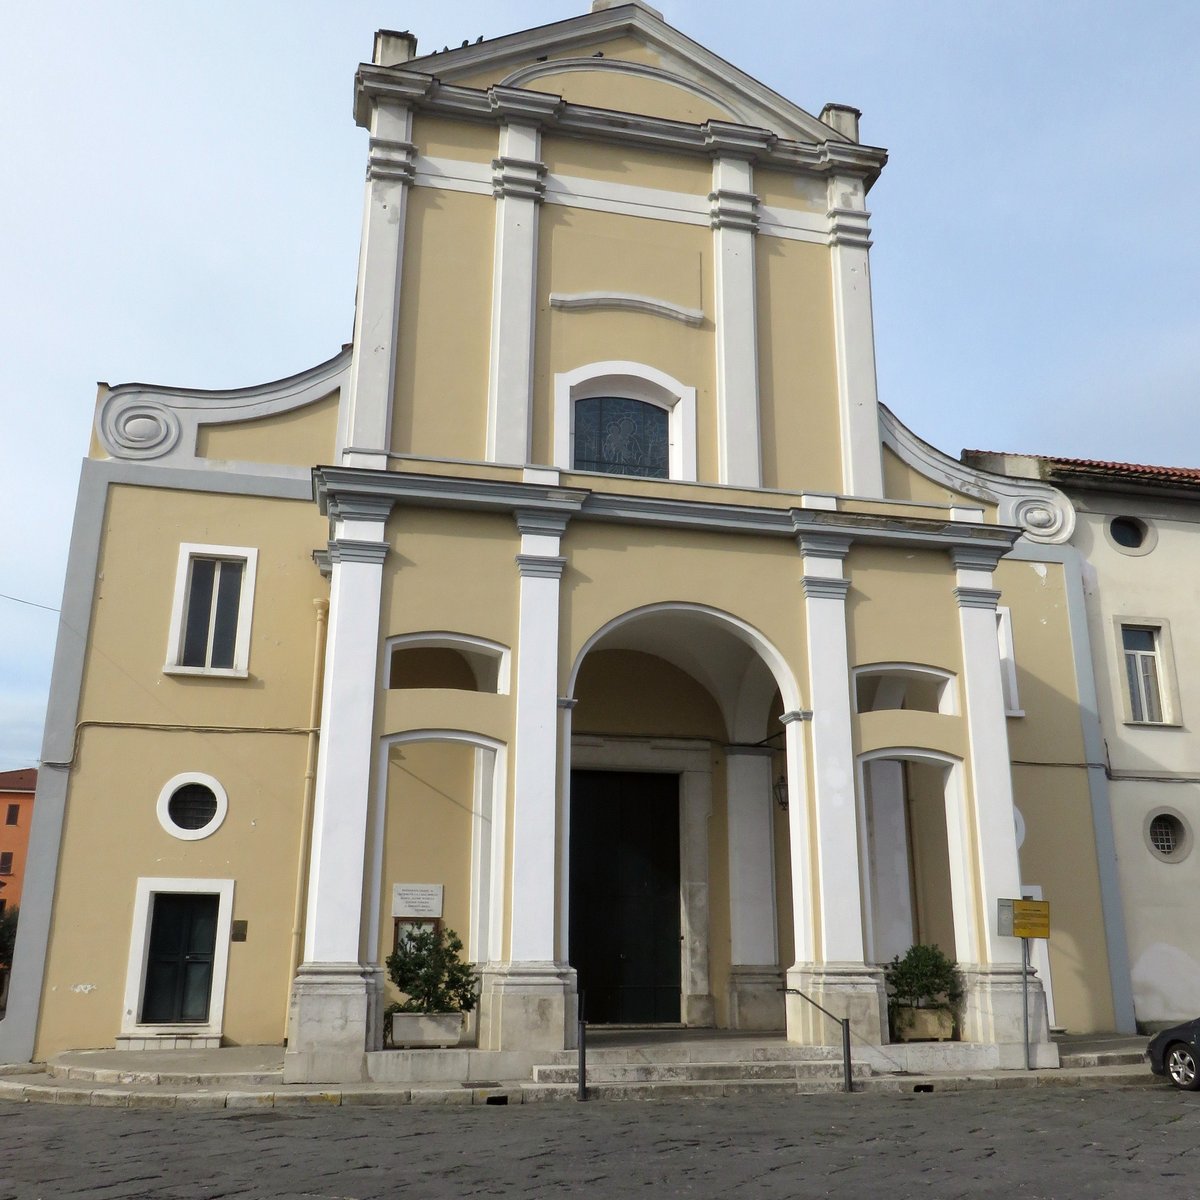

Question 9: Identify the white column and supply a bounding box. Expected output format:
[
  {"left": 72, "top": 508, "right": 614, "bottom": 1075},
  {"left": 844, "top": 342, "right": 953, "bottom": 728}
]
[
  {"left": 285, "top": 496, "right": 392, "bottom": 1083},
  {"left": 478, "top": 508, "right": 576, "bottom": 1051},
  {"left": 710, "top": 154, "right": 762, "bottom": 487},
  {"left": 828, "top": 174, "right": 884, "bottom": 498},
  {"left": 726, "top": 746, "right": 783, "bottom": 1028},
  {"left": 343, "top": 104, "right": 415, "bottom": 469},
  {"left": 787, "top": 532, "right": 886, "bottom": 1044},
  {"left": 486, "top": 119, "right": 546, "bottom": 465},
  {"left": 952, "top": 546, "right": 1052, "bottom": 1058}
]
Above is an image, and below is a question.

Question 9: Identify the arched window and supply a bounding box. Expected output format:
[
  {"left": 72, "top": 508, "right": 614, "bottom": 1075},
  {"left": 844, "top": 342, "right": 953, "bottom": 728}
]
[
  {"left": 572, "top": 396, "right": 669, "bottom": 478},
  {"left": 554, "top": 362, "right": 697, "bottom": 482}
]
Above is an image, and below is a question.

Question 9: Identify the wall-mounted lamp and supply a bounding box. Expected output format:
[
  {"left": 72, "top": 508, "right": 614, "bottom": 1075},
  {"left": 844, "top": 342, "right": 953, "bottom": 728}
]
[{"left": 773, "top": 773, "right": 789, "bottom": 810}]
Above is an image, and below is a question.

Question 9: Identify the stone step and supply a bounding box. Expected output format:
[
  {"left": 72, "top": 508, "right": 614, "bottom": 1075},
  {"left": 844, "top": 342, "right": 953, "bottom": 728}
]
[
  {"left": 48, "top": 1063, "right": 284, "bottom": 1087},
  {"left": 548, "top": 1042, "right": 842, "bottom": 1066},
  {"left": 522, "top": 1077, "right": 851, "bottom": 1103},
  {"left": 533, "top": 1059, "right": 869, "bottom": 1084}
]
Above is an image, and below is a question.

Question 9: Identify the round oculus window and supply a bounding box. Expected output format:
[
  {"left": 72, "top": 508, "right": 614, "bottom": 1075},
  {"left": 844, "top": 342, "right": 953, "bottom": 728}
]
[
  {"left": 1108, "top": 516, "right": 1156, "bottom": 555},
  {"left": 1145, "top": 810, "right": 1190, "bottom": 863},
  {"left": 156, "top": 772, "right": 228, "bottom": 841}
]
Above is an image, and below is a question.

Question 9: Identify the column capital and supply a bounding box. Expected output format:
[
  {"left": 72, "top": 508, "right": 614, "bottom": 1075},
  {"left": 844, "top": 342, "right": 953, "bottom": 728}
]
[
  {"left": 327, "top": 495, "right": 395, "bottom": 524},
  {"left": 329, "top": 538, "right": 389, "bottom": 566},
  {"left": 779, "top": 709, "right": 814, "bottom": 725},
  {"left": 557, "top": 696, "right": 578, "bottom": 710},
  {"left": 796, "top": 532, "right": 853, "bottom": 561},
  {"left": 709, "top": 188, "right": 759, "bottom": 232},
  {"left": 827, "top": 206, "right": 872, "bottom": 249},
  {"left": 515, "top": 509, "right": 571, "bottom": 537},
  {"left": 487, "top": 86, "right": 564, "bottom": 124},
  {"left": 704, "top": 122, "right": 776, "bottom": 159},
  {"left": 367, "top": 137, "right": 416, "bottom": 184},
  {"left": 492, "top": 156, "right": 547, "bottom": 202},
  {"left": 516, "top": 554, "right": 566, "bottom": 579},
  {"left": 802, "top": 575, "right": 851, "bottom": 602},
  {"left": 954, "top": 585, "right": 1002, "bottom": 611},
  {"left": 951, "top": 545, "right": 1005, "bottom": 573}
]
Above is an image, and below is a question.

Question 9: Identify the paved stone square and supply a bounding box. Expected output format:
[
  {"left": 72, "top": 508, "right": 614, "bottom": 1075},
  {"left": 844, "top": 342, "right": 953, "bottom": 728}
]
[{"left": 1, "top": 1087, "right": 1197, "bottom": 1198}]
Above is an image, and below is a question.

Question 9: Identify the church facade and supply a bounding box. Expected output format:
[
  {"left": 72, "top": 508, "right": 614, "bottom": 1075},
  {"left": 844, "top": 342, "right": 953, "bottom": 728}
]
[{"left": 2, "top": 2, "right": 1134, "bottom": 1082}]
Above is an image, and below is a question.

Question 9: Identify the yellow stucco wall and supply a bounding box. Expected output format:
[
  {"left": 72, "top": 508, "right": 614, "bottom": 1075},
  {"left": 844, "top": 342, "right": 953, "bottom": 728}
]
[
  {"left": 196, "top": 392, "right": 339, "bottom": 467},
  {"left": 542, "top": 135, "right": 712, "bottom": 196},
  {"left": 411, "top": 114, "right": 498, "bottom": 163},
  {"left": 527, "top": 68, "right": 740, "bottom": 125},
  {"left": 392, "top": 188, "right": 494, "bottom": 461}
]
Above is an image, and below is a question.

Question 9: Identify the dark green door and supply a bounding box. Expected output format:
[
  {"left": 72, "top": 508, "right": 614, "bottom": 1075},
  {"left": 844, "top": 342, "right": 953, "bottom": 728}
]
[
  {"left": 569, "top": 770, "right": 681, "bottom": 1024},
  {"left": 140, "top": 893, "right": 219, "bottom": 1023}
]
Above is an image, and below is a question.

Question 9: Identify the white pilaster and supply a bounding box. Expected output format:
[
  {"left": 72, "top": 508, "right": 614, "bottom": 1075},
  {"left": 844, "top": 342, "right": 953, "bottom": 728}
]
[
  {"left": 827, "top": 174, "right": 884, "bottom": 498},
  {"left": 726, "top": 746, "right": 784, "bottom": 1029},
  {"left": 952, "top": 549, "right": 1024, "bottom": 966},
  {"left": 343, "top": 105, "right": 415, "bottom": 469},
  {"left": 788, "top": 533, "right": 886, "bottom": 1044},
  {"left": 710, "top": 154, "right": 762, "bottom": 488},
  {"left": 478, "top": 509, "right": 576, "bottom": 1052},
  {"left": 486, "top": 114, "right": 547, "bottom": 465},
  {"left": 286, "top": 496, "right": 392, "bottom": 1083}
]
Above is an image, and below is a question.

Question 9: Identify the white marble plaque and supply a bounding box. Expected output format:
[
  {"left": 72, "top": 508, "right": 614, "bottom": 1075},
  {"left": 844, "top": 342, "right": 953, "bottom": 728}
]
[{"left": 392, "top": 883, "right": 444, "bottom": 919}]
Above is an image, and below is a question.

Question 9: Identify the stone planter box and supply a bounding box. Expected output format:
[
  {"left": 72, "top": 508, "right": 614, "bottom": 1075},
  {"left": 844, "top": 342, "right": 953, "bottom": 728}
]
[
  {"left": 387, "top": 1011, "right": 463, "bottom": 1049},
  {"left": 892, "top": 1006, "right": 955, "bottom": 1042}
]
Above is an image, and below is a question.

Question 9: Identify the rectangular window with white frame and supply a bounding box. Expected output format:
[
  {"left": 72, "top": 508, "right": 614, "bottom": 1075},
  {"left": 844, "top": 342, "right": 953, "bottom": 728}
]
[
  {"left": 165, "top": 545, "right": 258, "bottom": 676},
  {"left": 1116, "top": 618, "right": 1180, "bottom": 726},
  {"left": 996, "top": 606, "right": 1023, "bottom": 717}
]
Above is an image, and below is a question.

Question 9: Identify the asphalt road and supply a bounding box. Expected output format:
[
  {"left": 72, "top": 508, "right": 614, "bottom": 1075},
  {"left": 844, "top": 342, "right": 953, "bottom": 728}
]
[{"left": 1, "top": 1087, "right": 1197, "bottom": 1198}]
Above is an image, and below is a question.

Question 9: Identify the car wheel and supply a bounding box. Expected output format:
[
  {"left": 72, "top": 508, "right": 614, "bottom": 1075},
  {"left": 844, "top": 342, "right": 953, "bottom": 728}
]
[{"left": 1165, "top": 1043, "right": 1200, "bottom": 1091}]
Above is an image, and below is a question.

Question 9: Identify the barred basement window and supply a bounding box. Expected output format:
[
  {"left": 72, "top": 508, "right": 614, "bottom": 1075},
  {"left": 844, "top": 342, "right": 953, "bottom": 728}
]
[
  {"left": 1148, "top": 812, "right": 1187, "bottom": 861},
  {"left": 169, "top": 785, "right": 219, "bottom": 830},
  {"left": 156, "top": 773, "right": 228, "bottom": 842}
]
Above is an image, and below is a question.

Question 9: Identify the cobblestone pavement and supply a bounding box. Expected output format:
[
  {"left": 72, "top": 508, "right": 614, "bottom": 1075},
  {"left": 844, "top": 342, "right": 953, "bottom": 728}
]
[{"left": 2, "top": 1086, "right": 1197, "bottom": 1199}]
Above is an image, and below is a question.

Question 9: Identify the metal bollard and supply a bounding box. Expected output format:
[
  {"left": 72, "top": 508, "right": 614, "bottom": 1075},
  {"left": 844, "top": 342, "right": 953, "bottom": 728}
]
[
  {"left": 577, "top": 1018, "right": 588, "bottom": 1102},
  {"left": 841, "top": 1018, "right": 852, "bottom": 1093}
]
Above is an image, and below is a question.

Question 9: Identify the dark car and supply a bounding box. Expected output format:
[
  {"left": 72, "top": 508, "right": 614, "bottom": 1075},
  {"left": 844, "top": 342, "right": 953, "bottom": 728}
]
[{"left": 1147, "top": 1019, "right": 1200, "bottom": 1090}]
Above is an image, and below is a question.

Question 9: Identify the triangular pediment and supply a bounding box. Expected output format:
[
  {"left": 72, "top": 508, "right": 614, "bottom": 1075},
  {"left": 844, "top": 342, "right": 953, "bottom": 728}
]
[{"left": 403, "top": 3, "right": 848, "bottom": 145}]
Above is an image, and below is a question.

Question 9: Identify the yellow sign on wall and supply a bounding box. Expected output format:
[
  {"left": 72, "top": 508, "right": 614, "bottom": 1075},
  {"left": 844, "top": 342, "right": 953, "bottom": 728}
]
[{"left": 997, "top": 897, "right": 1050, "bottom": 939}]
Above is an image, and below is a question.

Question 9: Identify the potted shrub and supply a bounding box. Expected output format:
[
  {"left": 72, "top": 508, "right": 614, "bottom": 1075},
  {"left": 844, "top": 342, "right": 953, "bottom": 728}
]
[
  {"left": 884, "top": 943, "right": 963, "bottom": 1042},
  {"left": 385, "top": 924, "right": 478, "bottom": 1048}
]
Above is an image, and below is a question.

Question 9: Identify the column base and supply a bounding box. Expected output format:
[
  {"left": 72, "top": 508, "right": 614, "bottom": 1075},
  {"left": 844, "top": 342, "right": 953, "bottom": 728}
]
[
  {"left": 961, "top": 962, "right": 1054, "bottom": 1062},
  {"left": 785, "top": 963, "right": 887, "bottom": 1046},
  {"left": 283, "top": 962, "right": 370, "bottom": 1084},
  {"left": 728, "top": 966, "right": 785, "bottom": 1030},
  {"left": 476, "top": 962, "right": 577, "bottom": 1052}
]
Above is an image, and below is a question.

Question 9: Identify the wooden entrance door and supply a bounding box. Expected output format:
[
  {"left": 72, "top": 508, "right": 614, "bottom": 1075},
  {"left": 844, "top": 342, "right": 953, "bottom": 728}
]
[
  {"left": 569, "top": 770, "right": 681, "bottom": 1024},
  {"left": 140, "top": 893, "right": 219, "bottom": 1023}
]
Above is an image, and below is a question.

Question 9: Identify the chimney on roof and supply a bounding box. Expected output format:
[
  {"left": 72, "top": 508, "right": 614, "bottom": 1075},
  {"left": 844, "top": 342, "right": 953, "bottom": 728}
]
[
  {"left": 820, "top": 103, "right": 861, "bottom": 143},
  {"left": 374, "top": 29, "right": 418, "bottom": 67}
]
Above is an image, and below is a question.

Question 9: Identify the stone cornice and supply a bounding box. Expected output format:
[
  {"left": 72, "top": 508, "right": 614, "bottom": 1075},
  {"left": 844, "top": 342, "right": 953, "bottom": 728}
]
[
  {"left": 328, "top": 538, "right": 389, "bottom": 566},
  {"left": 950, "top": 546, "right": 1005, "bottom": 573},
  {"left": 801, "top": 576, "right": 852, "bottom": 602},
  {"left": 312, "top": 467, "right": 1023, "bottom": 556},
  {"left": 828, "top": 205, "right": 872, "bottom": 249},
  {"left": 516, "top": 554, "right": 567, "bottom": 580},
  {"left": 515, "top": 509, "right": 571, "bottom": 537},
  {"left": 796, "top": 532, "right": 853, "bottom": 561},
  {"left": 367, "top": 138, "right": 416, "bottom": 184},
  {"left": 492, "top": 155, "right": 547, "bottom": 202},
  {"left": 354, "top": 67, "right": 886, "bottom": 184},
  {"left": 710, "top": 188, "right": 759, "bottom": 232},
  {"left": 954, "top": 586, "right": 1003, "bottom": 611}
]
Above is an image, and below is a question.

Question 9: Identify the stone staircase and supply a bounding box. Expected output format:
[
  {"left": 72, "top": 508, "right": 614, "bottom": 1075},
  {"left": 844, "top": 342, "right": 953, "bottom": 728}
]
[{"left": 522, "top": 1038, "right": 870, "bottom": 1102}]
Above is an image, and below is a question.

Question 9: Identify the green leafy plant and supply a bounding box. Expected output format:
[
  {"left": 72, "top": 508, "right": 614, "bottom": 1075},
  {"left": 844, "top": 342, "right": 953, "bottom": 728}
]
[
  {"left": 385, "top": 925, "right": 477, "bottom": 1015},
  {"left": 883, "top": 943, "right": 963, "bottom": 1013},
  {"left": 0, "top": 906, "right": 18, "bottom": 969}
]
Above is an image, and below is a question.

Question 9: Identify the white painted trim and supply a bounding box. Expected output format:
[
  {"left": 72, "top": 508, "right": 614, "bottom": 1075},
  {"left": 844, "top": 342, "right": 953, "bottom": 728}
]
[
  {"left": 155, "top": 772, "right": 229, "bottom": 842},
  {"left": 96, "top": 349, "right": 350, "bottom": 467},
  {"left": 486, "top": 122, "right": 542, "bottom": 466},
  {"left": 553, "top": 361, "right": 697, "bottom": 482},
  {"left": 880, "top": 406, "right": 1075, "bottom": 544},
  {"left": 996, "top": 607, "right": 1024, "bottom": 717},
  {"left": 569, "top": 736, "right": 715, "bottom": 1024},
  {"left": 120, "top": 877, "right": 235, "bottom": 1039},
  {"left": 164, "top": 544, "right": 258, "bottom": 676},
  {"left": 852, "top": 662, "right": 959, "bottom": 716},
  {"left": 566, "top": 601, "right": 802, "bottom": 713},
  {"left": 383, "top": 632, "right": 511, "bottom": 695},
  {"left": 712, "top": 156, "right": 762, "bottom": 488},
  {"left": 370, "top": 731, "right": 508, "bottom": 968},
  {"left": 549, "top": 291, "right": 705, "bottom": 325}
]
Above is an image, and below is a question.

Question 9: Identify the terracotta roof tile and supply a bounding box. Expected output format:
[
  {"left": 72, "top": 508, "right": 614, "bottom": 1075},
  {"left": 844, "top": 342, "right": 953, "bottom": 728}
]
[
  {"left": 0, "top": 768, "right": 37, "bottom": 791},
  {"left": 965, "top": 451, "right": 1200, "bottom": 486}
]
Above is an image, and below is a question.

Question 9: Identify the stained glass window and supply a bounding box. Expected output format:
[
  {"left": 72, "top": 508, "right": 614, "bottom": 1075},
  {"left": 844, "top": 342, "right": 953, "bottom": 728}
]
[{"left": 573, "top": 396, "right": 669, "bottom": 479}]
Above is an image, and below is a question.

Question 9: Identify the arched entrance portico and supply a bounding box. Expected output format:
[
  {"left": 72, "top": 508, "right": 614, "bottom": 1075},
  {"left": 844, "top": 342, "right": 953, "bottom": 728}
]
[{"left": 563, "top": 603, "right": 804, "bottom": 1033}]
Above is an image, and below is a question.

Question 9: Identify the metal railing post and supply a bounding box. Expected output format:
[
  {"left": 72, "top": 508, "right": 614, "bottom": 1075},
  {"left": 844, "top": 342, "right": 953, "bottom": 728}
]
[
  {"left": 577, "top": 1015, "right": 587, "bottom": 1102},
  {"left": 783, "top": 987, "right": 854, "bottom": 1093}
]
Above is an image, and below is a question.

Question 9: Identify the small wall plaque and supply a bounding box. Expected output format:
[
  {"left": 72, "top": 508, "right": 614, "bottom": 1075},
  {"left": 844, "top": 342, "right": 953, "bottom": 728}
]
[
  {"left": 392, "top": 883, "right": 444, "bottom": 919},
  {"left": 230, "top": 920, "right": 248, "bottom": 943}
]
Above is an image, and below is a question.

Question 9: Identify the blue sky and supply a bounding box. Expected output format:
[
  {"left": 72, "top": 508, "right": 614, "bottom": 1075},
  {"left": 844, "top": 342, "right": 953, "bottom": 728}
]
[{"left": 2, "top": 1, "right": 1198, "bottom": 770}]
